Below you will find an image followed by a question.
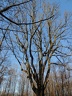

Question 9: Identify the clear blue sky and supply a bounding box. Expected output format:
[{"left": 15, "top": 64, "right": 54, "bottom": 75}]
[
  {"left": 55, "top": 0, "right": 72, "bottom": 13},
  {"left": 48, "top": 0, "right": 72, "bottom": 13}
]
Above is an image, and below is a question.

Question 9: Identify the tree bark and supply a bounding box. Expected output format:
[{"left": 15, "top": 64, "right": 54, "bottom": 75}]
[{"left": 36, "top": 86, "right": 44, "bottom": 96}]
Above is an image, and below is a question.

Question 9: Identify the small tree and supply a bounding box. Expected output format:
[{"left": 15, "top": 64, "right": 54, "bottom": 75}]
[{"left": 0, "top": 24, "right": 9, "bottom": 86}]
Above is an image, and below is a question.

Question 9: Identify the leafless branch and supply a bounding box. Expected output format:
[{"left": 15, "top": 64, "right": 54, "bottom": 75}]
[
  {"left": 0, "top": 0, "right": 31, "bottom": 13},
  {"left": 0, "top": 13, "right": 54, "bottom": 25}
]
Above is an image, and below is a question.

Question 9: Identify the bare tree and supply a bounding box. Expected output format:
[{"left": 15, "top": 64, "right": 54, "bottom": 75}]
[
  {"left": 0, "top": 26, "right": 11, "bottom": 96},
  {"left": 0, "top": 27, "right": 9, "bottom": 86},
  {"left": 0, "top": 0, "right": 72, "bottom": 96},
  {"left": 18, "top": 73, "right": 26, "bottom": 96}
]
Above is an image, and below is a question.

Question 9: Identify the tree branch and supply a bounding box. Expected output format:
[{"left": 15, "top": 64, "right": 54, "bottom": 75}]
[
  {"left": 0, "top": 13, "right": 54, "bottom": 25},
  {"left": 44, "top": 58, "right": 51, "bottom": 89},
  {"left": 0, "top": 0, "right": 31, "bottom": 13}
]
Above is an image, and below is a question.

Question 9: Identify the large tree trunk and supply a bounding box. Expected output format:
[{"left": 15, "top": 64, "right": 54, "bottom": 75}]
[
  {"left": 36, "top": 86, "right": 44, "bottom": 96},
  {"left": 36, "top": 91, "right": 44, "bottom": 96},
  {"left": 38, "top": 90, "right": 44, "bottom": 96}
]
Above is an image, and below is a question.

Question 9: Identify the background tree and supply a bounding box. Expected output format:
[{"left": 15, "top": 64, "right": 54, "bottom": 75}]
[{"left": 0, "top": 24, "right": 9, "bottom": 88}]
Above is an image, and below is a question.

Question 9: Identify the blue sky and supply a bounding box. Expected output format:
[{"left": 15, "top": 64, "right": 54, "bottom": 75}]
[
  {"left": 55, "top": 0, "right": 72, "bottom": 13},
  {"left": 48, "top": 0, "right": 72, "bottom": 14},
  {"left": 61, "top": 0, "right": 72, "bottom": 11}
]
